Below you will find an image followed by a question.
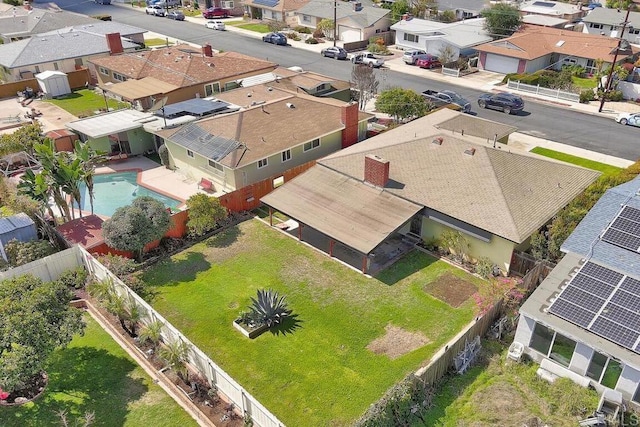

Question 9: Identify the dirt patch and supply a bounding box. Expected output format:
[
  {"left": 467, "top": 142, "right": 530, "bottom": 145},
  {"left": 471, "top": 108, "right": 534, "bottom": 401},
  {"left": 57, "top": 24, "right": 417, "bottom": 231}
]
[
  {"left": 467, "top": 382, "right": 536, "bottom": 426},
  {"left": 366, "top": 325, "right": 430, "bottom": 360},
  {"left": 424, "top": 272, "right": 477, "bottom": 308}
]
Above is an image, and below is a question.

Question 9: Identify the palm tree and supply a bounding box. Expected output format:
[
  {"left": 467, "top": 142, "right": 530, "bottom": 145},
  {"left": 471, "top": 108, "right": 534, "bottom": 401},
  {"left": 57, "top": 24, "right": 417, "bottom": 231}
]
[
  {"left": 17, "top": 169, "right": 56, "bottom": 220},
  {"left": 159, "top": 339, "right": 190, "bottom": 383},
  {"left": 74, "top": 142, "right": 105, "bottom": 215},
  {"left": 87, "top": 277, "right": 114, "bottom": 303},
  {"left": 138, "top": 319, "right": 164, "bottom": 352}
]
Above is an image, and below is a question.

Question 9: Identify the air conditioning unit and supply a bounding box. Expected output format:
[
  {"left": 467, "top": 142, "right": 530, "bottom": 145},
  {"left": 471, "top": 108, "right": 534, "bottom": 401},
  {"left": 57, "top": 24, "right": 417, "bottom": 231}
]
[{"left": 222, "top": 1, "right": 234, "bottom": 8}]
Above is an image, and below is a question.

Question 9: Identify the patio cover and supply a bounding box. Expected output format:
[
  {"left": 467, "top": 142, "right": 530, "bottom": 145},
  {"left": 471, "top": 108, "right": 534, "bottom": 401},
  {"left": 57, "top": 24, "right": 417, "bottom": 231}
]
[
  {"left": 104, "top": 77, "right": 178, "bottom": 100},
  {"left": 66, "top": 109, "right": 156, "bottom": 139},
  {"left": 261, "top": 166, "right": 423, "bottom": 255}
]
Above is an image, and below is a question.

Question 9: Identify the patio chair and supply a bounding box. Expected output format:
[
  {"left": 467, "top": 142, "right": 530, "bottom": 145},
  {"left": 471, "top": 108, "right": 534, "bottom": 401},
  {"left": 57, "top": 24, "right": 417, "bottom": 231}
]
[
  {"left": 507, "top": 341, "right": 524, "bottom": 362},
  {"left": 198, "top": 178, "right": 214, "bottom": 192}
]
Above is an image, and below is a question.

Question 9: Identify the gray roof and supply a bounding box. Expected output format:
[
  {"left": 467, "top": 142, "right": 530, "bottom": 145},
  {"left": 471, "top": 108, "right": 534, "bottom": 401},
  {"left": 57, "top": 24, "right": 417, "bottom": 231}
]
[
  {"left": 296, "top": 0, "right": 390, "bottom": 27},
  {"left": 51, "top": 21, "right": 146, "bottom": 38},
  {"left": 67, "top": 109, "right": 157, "bottom": 139},
  {"left": 562, "top": 175, "right": 640, "bottom": 278},
  {"left": 0, "top": 9, "right": 96, "bottom": 38},
  {"left": 391, "top": 18, "right": 492, "bottom": 48},
  {"left": 582, "top": 7, "right": 640, "bottom": 28},
  {"left": 437, "top": 0, "right": 486, "bottom": 13},
  {"left": 0, "top": 213, "right": 34, "bottom": 234},
  {"left": 0, "top": 31, "right": 139, "bottom": 68},
  {"left": 261, "top": 165, "right": 423, "bottom": 254},
  {"left": 522, "top": 14, "right": 569, "bottom": 27},
  {"left": 435, "top": 114, "right": 517, "bottom": 141}
]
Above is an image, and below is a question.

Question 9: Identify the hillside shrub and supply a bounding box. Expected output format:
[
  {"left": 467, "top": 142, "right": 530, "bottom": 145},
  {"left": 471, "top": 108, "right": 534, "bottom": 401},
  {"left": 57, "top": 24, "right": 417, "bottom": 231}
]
[{"left": 580, "top": 89, "right": 596, "bottom": 103}]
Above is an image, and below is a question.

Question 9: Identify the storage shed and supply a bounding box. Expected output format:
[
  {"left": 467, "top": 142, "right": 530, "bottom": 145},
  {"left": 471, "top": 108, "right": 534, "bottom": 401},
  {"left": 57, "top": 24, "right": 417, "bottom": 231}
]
[
  {"left": 36, "top": 70, "right": 71, "bottom": 98},
  {"left": 0, "top": 213, "right": 37, "bottom": 261}
]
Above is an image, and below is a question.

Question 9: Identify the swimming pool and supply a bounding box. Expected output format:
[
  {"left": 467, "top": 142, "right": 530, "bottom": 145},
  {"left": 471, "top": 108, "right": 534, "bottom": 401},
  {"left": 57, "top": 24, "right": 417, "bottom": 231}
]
[{"left": 79, "top": 171, "right": 182, "bottom": 217}]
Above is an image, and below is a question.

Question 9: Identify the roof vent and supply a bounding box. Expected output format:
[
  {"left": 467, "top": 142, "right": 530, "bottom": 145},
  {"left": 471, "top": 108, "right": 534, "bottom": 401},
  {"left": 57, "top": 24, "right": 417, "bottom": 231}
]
[
  {"left": 464, "top": 147, "right": 476, "bottom": 156},
  {"left": 432, "top": 137, "right": 443, "bottom": 145},
  {"left": 286, "top": 102, "right": 295, "bottom": 109},
  {"left": 247, "top": 92, "right": 252, "bottom": 97},
  {"left": 267, "top": 86, "right": 273, "bottom": 91}
]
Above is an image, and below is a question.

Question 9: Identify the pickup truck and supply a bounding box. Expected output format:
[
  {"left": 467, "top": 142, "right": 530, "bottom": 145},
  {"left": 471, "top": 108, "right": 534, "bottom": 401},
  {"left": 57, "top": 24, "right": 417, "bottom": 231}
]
[
  {"left": 350, "top": 52, "right": 385, "bottom": 68},
  {"left": 422, "top": 89, "right": 471, "bottom": 113}
]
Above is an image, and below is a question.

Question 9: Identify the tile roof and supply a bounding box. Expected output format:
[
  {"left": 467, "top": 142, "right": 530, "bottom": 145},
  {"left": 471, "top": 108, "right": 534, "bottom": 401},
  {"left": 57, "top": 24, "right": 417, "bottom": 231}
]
[
  {"left": 296, "top": 0, "right": 390, "bottom": 27},
  {"left": 104, "top": 77, "right": 179, "bottom": 100},
  {"left": 0, "top": 9, "right": 96, "bottom": 38},
  {"left": 391, "top": 18, "right": 492, "bottom": 48},
  {"left": 0, "top": 31, "right": 139, "bottom": 68},
  {"left": 89, "top": 45, "right": 278, "bottom": 88},
  {"left": 475, "top": 25, "right": 639, "bottom": 61},
  {"left": 244, "top": 0, "right": 310, "bottom": 13},
  {"left": 319, "top": 109, "right": 599, "bottom": 243}
]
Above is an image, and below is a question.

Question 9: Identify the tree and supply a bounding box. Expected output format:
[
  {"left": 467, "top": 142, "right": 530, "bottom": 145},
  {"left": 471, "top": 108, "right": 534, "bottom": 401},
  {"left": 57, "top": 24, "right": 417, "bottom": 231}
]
[
  {"left": 0, "top": 123, "right": 45, "bottom": 156},
  {"left": 606, "top": 0, "right": 637, "bottom": 11},
  {"left": 437, "top": 44, "right": 456, "bottom": 66},
  {"left": 102, "top": 196, "right": 172, "bottom": 262},
  {"left": 388, "top": 0, "right": 409, "bottom": 22},
  {"left": 159, "top": 339, "right": 190, "bottom": 383},
  {"left": 411, "top": 0, "right": 438, "bottom": 19},
  {"left": 138, "top": 319, "right": 164, "bottom": 353},
  {"left": 439, "top": 10, "right": 455, "bottom": 23},
  {"left": 73, "top": 141, "right": 105, "bottom": 216},
  {"left": 0, "top": 274, "right": 84, "bottom": 393},
  {"left": 186, "top": 193, "right": 227, "bottom": 237},
  {"left": 316, "top": 19, "right": 334, "bottom": 39},
  {"left": 375, "top": 87, "right": 430, "bottom": 123},
  {"left": 481, "top": 4, "right": 522, "bottom": 37},
  {"left": 351, "top": 64, "right": 379, "bottom": 110}
]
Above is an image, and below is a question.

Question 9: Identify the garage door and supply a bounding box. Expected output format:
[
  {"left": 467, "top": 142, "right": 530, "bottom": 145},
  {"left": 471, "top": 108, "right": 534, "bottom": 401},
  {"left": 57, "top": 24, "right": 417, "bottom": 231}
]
[
  {"left": 338, "top": 26, "right": 361, "bottom": 43},
  {"left": 484, "top": 54, "right": 520, "bottom": 74}
]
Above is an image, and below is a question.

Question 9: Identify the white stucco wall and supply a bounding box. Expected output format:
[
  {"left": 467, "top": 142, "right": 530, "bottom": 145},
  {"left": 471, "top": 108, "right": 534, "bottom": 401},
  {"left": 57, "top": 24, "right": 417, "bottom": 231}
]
[
  {"left": 570, "top": 342, "right": 594, "bottom": 376},
  {"left": 618, "top": 81, "right": 640, "bottom": 101},
  {"left": 618, "top": 365, "right": 640, "bottom": 400}
]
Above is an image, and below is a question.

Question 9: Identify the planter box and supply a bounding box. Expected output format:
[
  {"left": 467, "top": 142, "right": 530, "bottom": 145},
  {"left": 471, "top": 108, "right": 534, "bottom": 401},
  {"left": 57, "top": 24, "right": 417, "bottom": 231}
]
[{"left": 233, "top": 319, "right": 269, "bottom": 339}]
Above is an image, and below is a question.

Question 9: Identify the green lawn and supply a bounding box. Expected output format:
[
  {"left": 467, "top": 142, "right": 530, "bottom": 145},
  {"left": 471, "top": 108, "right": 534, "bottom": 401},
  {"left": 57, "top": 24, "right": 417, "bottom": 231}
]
[
  {"left": 230, "top": 22, "right": 271, "bottom": 33},
  {"left": 142, "top": 219, "right": 486, "bottom": 426},
  {"left": 0, "top": 315, "right": 196, "bottom": 427},
  {"left": 530, "top": 147, "right": 622, "bottom": 176},
  {"left": 144, "top": 37, "right": 175, "bottom": 47},
  {"left": 44, "top": 89, "right": 129, "bottom": 117},
  {"left": 572, "top": 76, "right": 597, "bottom": 90}
]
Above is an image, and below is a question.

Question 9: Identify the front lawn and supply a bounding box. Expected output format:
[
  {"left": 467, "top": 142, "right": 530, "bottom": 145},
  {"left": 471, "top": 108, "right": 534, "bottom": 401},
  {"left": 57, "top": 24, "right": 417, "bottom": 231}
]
[
  {"left": 1, "top": 315, "right": 196, "bottom": 427},
  {"left": 572, "top": 76, "right": 597, "bottom": 90},
  {"left": 44, "top": 89, "right": 129, "bottom": 117},
  {"left": 230, "top": 22, "right": 271, "bottom": 33},
  {"left": 144, "top": 37, "right": 174, "bottom": 47},
  {"left": 142, "top": 219, "right": 486, "bottom": 426},
  {"left": 530, "top": 147, "right": 622, "bottom": 176}
]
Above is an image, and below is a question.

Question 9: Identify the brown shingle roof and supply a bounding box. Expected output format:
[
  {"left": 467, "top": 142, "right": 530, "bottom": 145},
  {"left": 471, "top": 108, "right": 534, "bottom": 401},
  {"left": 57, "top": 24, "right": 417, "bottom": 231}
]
[
  {"left": 475, "top": 25, "right": 638, "bottom": 61},
  {"left": 56, "top": 215, "right": 105, "bottom": 250},
  {"left": 90, "top": 45, "right": 277, "bottom": 88}
]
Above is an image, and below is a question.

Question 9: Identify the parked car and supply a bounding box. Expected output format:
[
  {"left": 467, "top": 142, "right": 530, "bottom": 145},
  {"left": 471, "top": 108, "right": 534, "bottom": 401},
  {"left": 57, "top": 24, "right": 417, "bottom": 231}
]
[
  {"left": 321, "top": 46, "right": 348, "bottom": 60},
  {"left": 262, "top": 32, "right": 287, "bottom": 46},
  {"left": 166, "top": 10, "right": 185, "bottom": 20},
  {"left": 402, "top": 49, "right": 427, "bottom": 65},
  {"left": 422, "top": 89, "right": 471, "bottom": 113},
  {"left": 615, "top": 112, "right": 640, "bottom": 127},
  {"left": 205, "top": 20, "right": 225, "bottom": 30},
  {"left": 415, "top": 54, "right": 441, "bottom": 69},
  {"left": 202, "top": 7, "right": 229, "bottom": 19},
  {"left": 350, "top": 52, "right": 384, "bottom": 67},
  {"left": 95, "top": 0, "right": 111, "bottom": 4},
  {"left": 151, "top": 0, "right": 180, "bottom": 7},
  {"left": 145, "top": 4, "right": 165, "bottom": 16},
  {"left": 477, "top": 93, "right": 524, "bottom": 114}
]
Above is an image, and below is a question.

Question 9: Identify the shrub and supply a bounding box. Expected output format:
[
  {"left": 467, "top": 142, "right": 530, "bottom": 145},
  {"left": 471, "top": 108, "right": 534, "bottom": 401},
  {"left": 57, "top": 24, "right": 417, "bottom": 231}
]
[
  {"left": 288, "top": 31, "right": 301, "bottom": 41},
  {"left": 475, "top": 257, "right": 494, "bottom": 279},
  {"left": 4, "top": 239, "right": 56, "bottom": 267},
  {"left": 367, "top": 43, "right": 387, "bottom": 54},
  {"left": 248, "top": 289, "right": 292, "bottom": 328},
  {"left": 580, "top": 89, "right": 596, "bottom": 103},
  {"left": 312, "top": 27, "right": 324, "bottom": 39},
  {"left": 421, "top": 237, "right": 440, "bottom": 252},
  {"left": 608, "top": 90, "right": 624, "bottom": 101},
  {"left": 267, "top": 21, "right": 286, "bottom": 32},
  {"left": 294, "top": 26, "right": 311, "bottom": 33},
  {"left": 305, "top": 37, "right": 319, "bottom": 44},
  {"left": 57, "top": 267, "right": 88, "bottom": 289},
  {"left": 158, "top": 144, "right": 170, "bottom": 168},
  {"left": 95, "top": 254, "right": 137, "bottom": 277}
]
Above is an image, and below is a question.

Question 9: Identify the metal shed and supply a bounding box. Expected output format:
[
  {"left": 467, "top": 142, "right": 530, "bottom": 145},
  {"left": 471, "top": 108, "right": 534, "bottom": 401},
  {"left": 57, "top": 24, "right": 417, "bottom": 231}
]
[
  {"left": 0, "top": 213, "right": 37, "bottom": 261},
  {"left": 36, "top": 70, "right": 71, "bottom": 98}
]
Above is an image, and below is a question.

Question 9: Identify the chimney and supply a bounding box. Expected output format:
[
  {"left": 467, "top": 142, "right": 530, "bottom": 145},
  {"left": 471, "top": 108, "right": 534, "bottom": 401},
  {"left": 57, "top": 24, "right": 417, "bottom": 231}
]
[
  {"left": 364, "top": 154, "right": 390, "bottom": 188},
  {"left": 353, "top": 1, "right": 362, "bottom": 11},
  {"left": 202, "top": 43, "right": 213, "bottom": 57},
  {"left": 341, "top": 102, "right": 359, "bottom": 148},
  {"left": 105, "top": 33, "right": 123, "bottom": 55}
]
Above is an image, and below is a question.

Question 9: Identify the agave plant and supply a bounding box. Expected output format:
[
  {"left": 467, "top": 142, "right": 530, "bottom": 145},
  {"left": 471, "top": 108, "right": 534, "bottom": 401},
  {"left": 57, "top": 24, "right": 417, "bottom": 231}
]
[{"left": 248, "top": 289, "right": 292, "bottom": 328}]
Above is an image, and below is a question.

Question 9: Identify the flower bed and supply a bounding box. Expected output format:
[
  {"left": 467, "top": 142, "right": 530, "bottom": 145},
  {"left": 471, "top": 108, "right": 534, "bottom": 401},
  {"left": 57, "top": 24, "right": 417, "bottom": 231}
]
[{"left": 233, "top": 319, "right": 269, "bottom": 339}]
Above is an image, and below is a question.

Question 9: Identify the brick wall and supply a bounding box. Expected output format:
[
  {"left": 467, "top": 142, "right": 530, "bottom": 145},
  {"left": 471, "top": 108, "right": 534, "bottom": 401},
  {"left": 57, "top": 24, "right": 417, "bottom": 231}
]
[
  {"left": 341, "top": 103, "right": 360, "bottom": 149},
  {"left": 364, "top": 154, "right": 389, "bottom": 187}
]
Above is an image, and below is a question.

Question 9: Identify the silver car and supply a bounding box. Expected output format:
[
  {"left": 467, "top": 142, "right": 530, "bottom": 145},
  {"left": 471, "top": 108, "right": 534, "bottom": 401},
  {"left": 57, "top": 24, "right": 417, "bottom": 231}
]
[{"left": 402, "top": 49, "right": 427, "bottom": 65}]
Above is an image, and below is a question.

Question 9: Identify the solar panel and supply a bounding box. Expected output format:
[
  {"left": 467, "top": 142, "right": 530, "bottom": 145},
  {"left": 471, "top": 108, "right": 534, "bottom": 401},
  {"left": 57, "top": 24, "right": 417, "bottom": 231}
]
[
  {"left": 601, "top": 302, "right": 640, "bottom": 332},
  {"left": 591, "top": 317, "right": 639, "bottom": 349},
  {"left": 621, "top": 276, "right": 640, "bottom": 296},
  {"left": 560, "top": 285, "right": 605, "bottom": 312},
  {"left": 602, "top": 206, "right": 640, "bottom": 252},
  {"left": 253, "top": 0, "right": 278, "bottom": 7},
  {"left": 619, "top": 205, "right": 640, "bottom": 222},
  {"left": 548, "top": 298, "right": 596, "bottom": 327},
  {"left": 602, "top": 228, "right": 640, "bottom": 252},
  {"left": 581, "top": 262, "right": 623, "bottom": 285},
  {"left": 170, "top": 123, "right": 240, "bottom": 162},
  {"left": 570, "top": 273, "right": 615, "bottom": 299},
  {"left": 161, "top": 99, "right": 230, "bottom": 118}
]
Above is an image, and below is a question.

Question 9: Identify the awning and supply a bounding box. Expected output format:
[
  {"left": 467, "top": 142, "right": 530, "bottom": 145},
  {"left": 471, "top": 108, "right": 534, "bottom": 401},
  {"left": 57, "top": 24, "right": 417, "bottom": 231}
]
[
  {"left": 104, "top": 77, "right": 178, "bottom": 100},
  {"left": 66, "top": 109, "right": 157, "bottom": 139},
  {"left": 261, "top": 166, "right": 423, "bottom": 255}
]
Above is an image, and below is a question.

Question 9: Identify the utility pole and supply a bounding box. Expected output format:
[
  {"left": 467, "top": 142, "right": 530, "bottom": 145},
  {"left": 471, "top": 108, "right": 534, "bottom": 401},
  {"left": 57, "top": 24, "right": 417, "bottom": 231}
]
[
  {"left": 599, "top": 6, "right": 632, "bottom": 113},
  {"left": 333, "top": 0, "right": 337, "bottom": 47}
]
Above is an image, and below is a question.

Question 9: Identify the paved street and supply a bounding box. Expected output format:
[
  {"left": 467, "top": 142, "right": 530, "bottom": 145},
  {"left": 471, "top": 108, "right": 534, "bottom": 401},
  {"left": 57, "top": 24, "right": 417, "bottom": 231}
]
[{"left": 50, "top": 0, "right": 640, "bottom": 161}]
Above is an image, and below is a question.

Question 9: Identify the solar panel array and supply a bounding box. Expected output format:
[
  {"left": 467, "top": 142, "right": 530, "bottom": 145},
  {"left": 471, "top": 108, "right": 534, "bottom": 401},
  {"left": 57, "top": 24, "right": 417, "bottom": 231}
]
[
  {"left": 602, "top": 206, "right": 640, "bottom": 252},
  {"left": 170, "top": 124, "right": 240, "bottom": 161},
  {"left": 161, "top": 99, "right": 230, "bottom": 118},
  {"left": 548, "top": 261, "right": 640, "bottom": 354},
  {"left": 253, "top": 0, "right": 279, "bottom": 7}
]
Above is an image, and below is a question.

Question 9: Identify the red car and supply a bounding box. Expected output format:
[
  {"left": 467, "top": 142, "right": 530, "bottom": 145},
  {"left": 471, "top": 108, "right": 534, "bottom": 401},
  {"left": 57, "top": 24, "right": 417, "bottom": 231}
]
[
  {"left": 415, "top": 54, "right": 441, "bottom": 69},
  {"left": 202, "top": 7, "right": 229, "bottom": 19}
]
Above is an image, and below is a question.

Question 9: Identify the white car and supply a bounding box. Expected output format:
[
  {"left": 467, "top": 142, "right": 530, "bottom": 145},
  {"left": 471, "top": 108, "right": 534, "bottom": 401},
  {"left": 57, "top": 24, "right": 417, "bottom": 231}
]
[
  {"left": 145, "top": 4, "right": 165, "bottom": 16},
  {"left": 615, "top": 112, "right": 640, "bottom": 127},
  {"left": 205, "top": 20, "right": 225, "bottom": 30}
]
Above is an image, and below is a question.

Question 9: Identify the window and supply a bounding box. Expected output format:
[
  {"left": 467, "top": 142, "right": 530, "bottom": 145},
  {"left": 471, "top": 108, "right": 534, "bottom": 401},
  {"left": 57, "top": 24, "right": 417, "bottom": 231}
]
[
  {"left": 403, "top": 33, "right": 419, "bottom": 43},
  {"left": 590, "top": 23, "right": 603, "bottom": 29},
  {"left": 187, "top": 149, "right": 194, "bottom": 158},
  {"left": 303, "top": 138, "right": 320, "bottom": 152},
  {"left": 586, "top": 351, "right": 608, "bottom": 382},
  {"left": 113, "top": 72, "right": 126, "bottom": 82},
  {"left": 99, "top": 66, "right": 109, "bottom": 76},
  {"left": 34, "top": 65, "right": 40, "bottom": 73},
  {"left": 224, "top": 81, "right": 240, "bottom": 91},
  {"left": 258, "top": 158, "right": 268, "bottom": 168},
  {"left": 204, "top": 82, "right": 220, "bottom": 97},
  {"left": 75, "top": 58, "right": 83, "bottom": 67},
  {"left": 281, "top": 149, "right": 291, "bottom": 162},
  {"left": 633, "top": 384, "right": 640, "bottom": 403},
  {"left": 601, "top": 359, "right": 622, "bottom": 389},
  {"left": 222, "top": 0, "right": 234, "bottom": 7},
  {"left": 208, "top": 159, "right": 224, "bottom": 172},
  {"left": 630, "top": 28, "right": 640, "bottom": 35},
  {"left": 549, "top": 333, "right": 576, "bottom": 367},
  {"left": 529, "top": 323, "right": 554, "bottom": 355},
  {"left": 586, "top": 351, "right": 622, "bottom": 388},
  {"left": 302, "top": 14, "right": 311, "bottom": 23},
  {"left": 53, "top": 62, "right": 59, "bottom": 71}
]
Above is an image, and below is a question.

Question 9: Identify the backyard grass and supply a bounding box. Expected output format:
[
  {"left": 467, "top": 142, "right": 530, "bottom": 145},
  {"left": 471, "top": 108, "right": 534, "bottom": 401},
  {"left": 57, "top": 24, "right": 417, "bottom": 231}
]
[
  {"left": 142, "top": 219, "right": 487, "bottom": 426},
  {"left": 144, "top": 37, "right": 175, "bottom": 47},
  {"left": 422, "top": 341, "right": 600, "bottom": 426},
  {"left": 0, "top": 315, "right": 196, "bottom": 427},
  {"left": 572, "top": 76, "right": 597, "bottom": 90},
  {"left": 530, "top": 147, "right": 622, "bottom": 176},
  {"left": 44, "top": 89, "right": 129, "bottom": 117}
]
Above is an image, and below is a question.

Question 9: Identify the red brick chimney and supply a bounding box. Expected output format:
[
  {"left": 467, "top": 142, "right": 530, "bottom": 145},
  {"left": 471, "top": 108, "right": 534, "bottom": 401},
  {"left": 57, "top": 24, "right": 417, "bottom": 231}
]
[
  {"left": 364, "top": 154, "right": 389, "bottom": 188},
  {"left": 105, "top": 33, "right": 123, "bottom": 55},
  {"left": 341, "top": 102, "right": 359, "bottom": 148},
  {"left": 202, "top": 43, "right": 213, "bottom": 57}
]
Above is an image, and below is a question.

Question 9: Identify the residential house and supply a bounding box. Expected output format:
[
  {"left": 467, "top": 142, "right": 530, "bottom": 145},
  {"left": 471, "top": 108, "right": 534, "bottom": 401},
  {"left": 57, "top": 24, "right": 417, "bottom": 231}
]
[
  {"left": 152, "top": 83, "right": 371, "bottom": 195},
  {"left": 261, "top": 109, "right": 599, "bottom": 274},
  {"left": 89, "top": 44, "right": 278, "bottom": 111},
  {"left": 0, "top": 6, "right": 96, "bottom": 43},
  {"left": 0, "top": 29, "right": 140, "bottom": 83},
  {"left": 582, "top": 7, "right": 640, "bottom": 45},
  {"left": 519, "top": 0, "right": 585, "bottom": 23},
  {"left": 521, "top": 14, "right": 570, "bottom": 29},
  {"left": 514, "top": 175, "right": 640, "bottom": 408},
  {"left": 391, "top": 17, "right": 492, "bottom": 61},
  {"left": 243, "top": 0, "right": 310, "bottom": 26},
  {"left": 295, "top": 0, "right": 391, "bottom": 43},
  {"left": 380, "top": 0, "right": 485, "bottom": 20},
  {"left": 476, "top": 25, "right": 639, "bottom": 75}
]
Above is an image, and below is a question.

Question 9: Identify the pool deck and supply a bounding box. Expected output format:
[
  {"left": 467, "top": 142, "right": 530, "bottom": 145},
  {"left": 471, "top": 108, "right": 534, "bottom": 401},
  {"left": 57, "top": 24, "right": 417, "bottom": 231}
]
[{"left": 96, "top": 157, "right": 207, "bottom": 208}]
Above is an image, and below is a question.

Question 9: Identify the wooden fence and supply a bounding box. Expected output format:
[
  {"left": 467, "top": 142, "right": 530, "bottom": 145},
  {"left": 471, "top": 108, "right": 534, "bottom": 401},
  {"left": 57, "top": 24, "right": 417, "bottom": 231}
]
[
  {"left": 509, "top": 250, "right": 539, "bottom": 276},
  {"left": 520, "top": 260, "right": 555, "bottom": 294},
  {"left": 413, "top": 299, "right": 504, "bottom": 386},
  {"left": 0, "top": 68, "right": 91, "bottom": 99},
  {"left": 343, "top": 31, "right": 395, "bottom": 52}
]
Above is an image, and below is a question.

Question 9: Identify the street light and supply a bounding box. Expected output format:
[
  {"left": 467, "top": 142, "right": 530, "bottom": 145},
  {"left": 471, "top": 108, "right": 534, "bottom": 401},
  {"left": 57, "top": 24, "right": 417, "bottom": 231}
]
[{"left": 598, "top": 6, "right": 632, "bottom": 113}]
